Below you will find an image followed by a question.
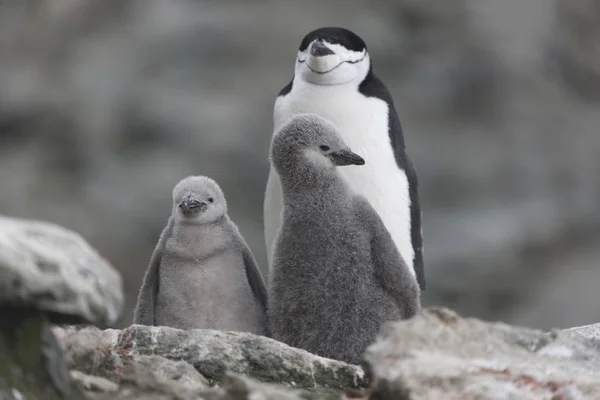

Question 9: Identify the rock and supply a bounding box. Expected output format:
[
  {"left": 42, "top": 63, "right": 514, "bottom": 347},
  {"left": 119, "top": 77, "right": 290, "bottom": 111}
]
[
  {"left": 126, "top": 355, "right": 209, "bottom": 391},
  {"left": 73, "top": 355, "right": 334, "bottom": 400},
  {"left": 54, "top": 325, "right": 210, "bottom": 391},
  {"left": 70, "top": 370, "right": 119, "bottom": 393},
  {"left": 82, "top": 355, "right": 212, "bottom": 400},
  {"left": 56, "top": 324, "right": 366, "bottom": 392},
  {"left": 116, "top": 325, "right": 366, "bottom": 391},
  {"left": 0, "top": 215, "right": 125, "bottom": 399},
  {"left": 103, "top": 354, "right": 209, "bottom": 400},
  {"left": 364, "top": 307, "right": 600, "bottom": 399},
  {"left": 566, "top": 322, "right": 600, "bottom": 341},
  {"left": 210, "top": 373, "right": 340, "bottom": 400},
  {"left": 0, "top": 214, "right": 124, "bottom": 326},
  {"left": 55, "top": 325, "right": 122, "bottom": 380},
  {"left": 52, "top": 308, "right": 600, "bottom": 398},
  {"left": 55, "top": 324, "right": 353, "bottom": 397},
  {"left": 85, "top": 371, "right": 334, "bottom": 400}
]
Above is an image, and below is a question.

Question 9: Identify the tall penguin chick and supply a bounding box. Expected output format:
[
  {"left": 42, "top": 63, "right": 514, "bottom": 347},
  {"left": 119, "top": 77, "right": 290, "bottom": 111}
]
[
  {"left": 264, "top": 27, "right": 426, "bottom": 290},
  {"left": 269, "top": 114, "right": 421, "bottom": 365},
  {"left": 133, "top": 176, "right": 268, "bottom": 335}
]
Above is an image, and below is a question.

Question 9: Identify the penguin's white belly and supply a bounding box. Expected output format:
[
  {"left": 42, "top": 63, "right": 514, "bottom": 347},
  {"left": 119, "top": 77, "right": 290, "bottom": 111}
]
[{"left": 268, "top": 84, "right": 415, "bottom": 277}]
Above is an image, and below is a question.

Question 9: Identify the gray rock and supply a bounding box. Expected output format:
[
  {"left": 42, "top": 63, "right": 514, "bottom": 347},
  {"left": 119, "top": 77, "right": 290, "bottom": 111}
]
[
  {"left": 55, "top": 325, "right": 121, "bottom": 378},
  {"left": 71, "top": 350, "right": 335, "bottom": 400},
  {"left": 53, "top": 309, "right": 600, "bottom": 399},
  {"left": 117, "top": 325, "right": 366, "bottom": 391},
  {"left": 70, "top": 370, "right": 119, "bottom": 393},
  {"left": 54, "top": 325, "right": 210, "bottom": 391},
  {"left": 85, "top": 371, "right": 334, "bottom": 400},
  {"left": 82, "top": 354, "right": 211, "bottom": 400},
  {"left": 56, "top": 324, "right": 366, "bottom": 392},
  {"left": 0, "top": 214, "right": 124, "bottom": 326},
  {"left": 121, "top": 355, "right": 209, "bottom": 392},
  {"left": 209, "top": 373, "right": 341, "bottom": 400},
  {"left": 56, "top": 325, "right": 343, "bottom": 398},
  {"left": 566, "top": 323, "right": 600, "bottom": 341},
  {"left": 363, "top": 307, "right": 600, "bottom": 399}
]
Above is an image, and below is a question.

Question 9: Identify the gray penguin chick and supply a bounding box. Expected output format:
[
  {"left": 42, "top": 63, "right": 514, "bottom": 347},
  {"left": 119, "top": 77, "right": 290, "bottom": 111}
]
[
  {"left": 268, "top": 114, "right": 421, "bottom": 365},
  {"left": 133, "top": 175, "right": 268, "bottom": 334}
]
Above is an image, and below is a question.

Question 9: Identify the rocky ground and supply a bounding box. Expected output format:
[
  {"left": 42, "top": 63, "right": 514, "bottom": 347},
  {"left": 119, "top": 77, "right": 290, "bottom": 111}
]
[
  {"left": 3, "top": 215, "right": 600, "bottom": 399},
  {"left": 45, "top": 309, "right": 600, "bottom": 400},
  {"left": 50, "top": 311, "right": 600, "bottom": 400}
]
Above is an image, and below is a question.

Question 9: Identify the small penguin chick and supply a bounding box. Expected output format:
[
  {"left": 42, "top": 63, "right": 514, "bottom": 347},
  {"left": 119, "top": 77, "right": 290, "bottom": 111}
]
[
  {"left": 268, "top": 113, "right": 420, "bottom": 365},
  {"left": 133, "top": 175, "right": 268, "bottom": 335}
]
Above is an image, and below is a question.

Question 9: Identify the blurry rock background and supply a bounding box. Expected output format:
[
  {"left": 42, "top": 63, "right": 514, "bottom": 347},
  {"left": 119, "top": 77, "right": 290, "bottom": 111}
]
[{"left": 1, "top": 0, "right": 599, "bottom": 330}]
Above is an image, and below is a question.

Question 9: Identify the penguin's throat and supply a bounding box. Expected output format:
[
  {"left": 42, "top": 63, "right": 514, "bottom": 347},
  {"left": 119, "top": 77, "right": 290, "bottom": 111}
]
[
  {"left": 279, "top": 166, "right": 339, "bottom": 193},
  {"left": 305, "top": 54, "right": 342, "bottom": 74}
]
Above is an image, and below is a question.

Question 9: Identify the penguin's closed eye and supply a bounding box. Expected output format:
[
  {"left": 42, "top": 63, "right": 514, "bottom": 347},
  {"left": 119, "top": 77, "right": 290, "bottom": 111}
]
[{"left": 319, "top": 145, "right": 330, "bottom": 151}]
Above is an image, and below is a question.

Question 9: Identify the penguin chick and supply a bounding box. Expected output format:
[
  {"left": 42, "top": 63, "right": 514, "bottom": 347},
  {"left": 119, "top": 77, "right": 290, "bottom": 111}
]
[
  {"left": 133, "top": 175, "right": 268, "bottom": 334},
  {"left": 268, "top": 113, "right": 421, "bottom": 365}
]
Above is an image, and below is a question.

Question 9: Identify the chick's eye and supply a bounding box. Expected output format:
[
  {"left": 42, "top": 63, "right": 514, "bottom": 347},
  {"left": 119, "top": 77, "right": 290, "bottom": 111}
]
[
  {"left": 208, "top": 197, "right": 214, "bottom": 203},
  {"left": 319, "top": 145, "right": 330, "bottom": 151}
]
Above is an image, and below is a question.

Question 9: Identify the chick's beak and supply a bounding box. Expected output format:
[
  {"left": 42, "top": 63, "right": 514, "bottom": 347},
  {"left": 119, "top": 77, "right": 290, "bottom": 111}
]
[
  {"left": 179, "top": 198, "right": 207, "bottom": 214},
  {"left": 329, "top": 149, "right": 365, "bottom": 166}
]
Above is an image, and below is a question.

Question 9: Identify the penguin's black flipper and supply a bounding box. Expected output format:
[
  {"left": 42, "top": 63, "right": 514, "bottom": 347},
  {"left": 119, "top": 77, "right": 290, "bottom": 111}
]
[{"left": 404, "top": 156, "right": 426, "bottom": 290}]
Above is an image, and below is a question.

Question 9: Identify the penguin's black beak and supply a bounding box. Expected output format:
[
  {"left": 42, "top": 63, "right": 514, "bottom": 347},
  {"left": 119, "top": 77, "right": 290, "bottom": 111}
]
[
  {"left": 179, "top": 198, "right": 207, "bottom": 214},
  {"left": 310, "top": 41, "right": 335, "bottom": 57},
  {"left": 329, "top": 149, "right": 365, "bottom": 166}
]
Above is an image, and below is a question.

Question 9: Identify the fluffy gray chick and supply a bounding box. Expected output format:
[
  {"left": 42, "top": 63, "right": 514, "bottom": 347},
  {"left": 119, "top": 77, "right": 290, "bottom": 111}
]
[
  {"left": 133, "top": 175, "right": 268, "bottom": 335},
  {"left": 268, "top": 113, "right": 420, "bottom": 364}
]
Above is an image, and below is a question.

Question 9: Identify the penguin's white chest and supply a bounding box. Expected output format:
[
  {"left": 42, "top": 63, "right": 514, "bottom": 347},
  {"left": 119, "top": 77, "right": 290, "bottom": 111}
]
[{"left": 272, "top": 82, "right": 414, "bottom": 273}]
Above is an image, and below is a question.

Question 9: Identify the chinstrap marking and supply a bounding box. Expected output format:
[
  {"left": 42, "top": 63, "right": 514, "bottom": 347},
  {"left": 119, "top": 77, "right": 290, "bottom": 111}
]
[{"left": 297, "top": 52, "right": 367, "bottom": 75}]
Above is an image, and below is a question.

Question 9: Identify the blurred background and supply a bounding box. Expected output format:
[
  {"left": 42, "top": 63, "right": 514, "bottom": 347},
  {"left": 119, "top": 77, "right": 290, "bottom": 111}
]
[{"left": 1, "top": 0, "right": 599, "bottom": 330}]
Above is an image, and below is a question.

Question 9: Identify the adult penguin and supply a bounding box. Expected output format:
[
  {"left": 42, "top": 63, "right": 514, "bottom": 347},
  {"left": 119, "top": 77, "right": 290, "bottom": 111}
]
[{"left": 264, "top": 27, "right": 426, "bottom": 290}]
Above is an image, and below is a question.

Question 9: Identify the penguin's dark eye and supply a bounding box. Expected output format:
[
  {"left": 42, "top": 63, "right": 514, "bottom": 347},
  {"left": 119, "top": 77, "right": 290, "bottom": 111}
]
[
  {"left": 319, "top": 145, "right": 330, "bottom": 151},
  {"left": 208, "top": 197, "right": 214, "bottom": 203}
]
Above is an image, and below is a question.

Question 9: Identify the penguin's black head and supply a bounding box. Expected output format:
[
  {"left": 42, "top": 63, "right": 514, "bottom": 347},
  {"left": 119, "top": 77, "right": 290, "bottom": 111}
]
[
  {"left": 294, "top": 27, "right": 371, "bottom": 86},
  {"left": 298, "top": 27, "right": 367, "bottom": 54}
]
